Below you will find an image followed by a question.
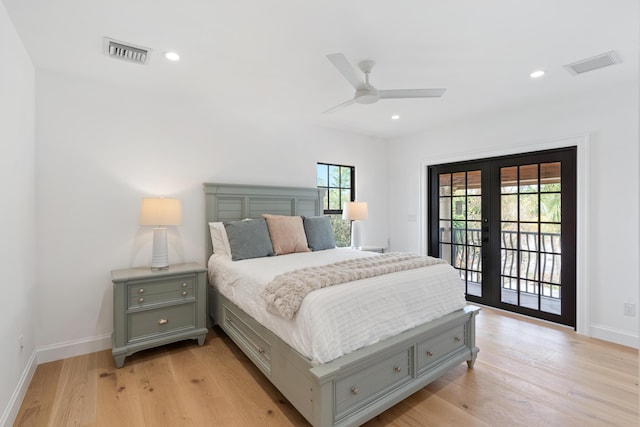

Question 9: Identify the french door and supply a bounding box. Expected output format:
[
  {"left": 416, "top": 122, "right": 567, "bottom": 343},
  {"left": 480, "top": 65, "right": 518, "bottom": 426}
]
[{"left": 428, "top": 147, "right": 576, "bottom": 327}]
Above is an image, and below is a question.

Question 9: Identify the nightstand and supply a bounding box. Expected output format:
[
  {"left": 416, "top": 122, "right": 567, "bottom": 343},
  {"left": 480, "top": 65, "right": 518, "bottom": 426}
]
[{"left": 111, "top": 262, "right": 208, "bottom": 368}]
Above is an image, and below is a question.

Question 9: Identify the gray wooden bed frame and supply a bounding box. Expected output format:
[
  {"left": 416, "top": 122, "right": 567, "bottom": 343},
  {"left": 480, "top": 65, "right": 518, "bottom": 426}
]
[{"left": 203, "top": 182, "right": 479, "bottom": 427}]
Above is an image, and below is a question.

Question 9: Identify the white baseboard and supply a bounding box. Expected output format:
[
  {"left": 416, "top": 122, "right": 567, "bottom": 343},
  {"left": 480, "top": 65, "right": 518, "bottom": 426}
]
[
  {"left": 1, "top": 334, "right": 112, "bottom": 427},
  {"left": 590, "top": 323, "right": 640, "bottom": 349},
  {"left": 0, "top": 350, "right": 37, "bottom": 427},
  {"left": 36, "top": 333, "right": 112, "bottom": 364}
]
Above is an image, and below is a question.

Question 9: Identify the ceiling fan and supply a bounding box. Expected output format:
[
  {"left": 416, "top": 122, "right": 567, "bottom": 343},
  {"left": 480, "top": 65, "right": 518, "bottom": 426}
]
[{"left": 324, "top": 53, "right": 446, "bottom": 114}]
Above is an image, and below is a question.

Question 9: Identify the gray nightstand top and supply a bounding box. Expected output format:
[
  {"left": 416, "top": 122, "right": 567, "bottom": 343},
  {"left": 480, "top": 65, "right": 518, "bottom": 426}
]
[{"left": 111, "top": 262, "right": 207, "bottom": 282}]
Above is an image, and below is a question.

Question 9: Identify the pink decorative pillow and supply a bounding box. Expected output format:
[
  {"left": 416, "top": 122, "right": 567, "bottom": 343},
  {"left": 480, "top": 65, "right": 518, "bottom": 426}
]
[{"left": 262, "top": 214, "right": 311, "bottom": 255}]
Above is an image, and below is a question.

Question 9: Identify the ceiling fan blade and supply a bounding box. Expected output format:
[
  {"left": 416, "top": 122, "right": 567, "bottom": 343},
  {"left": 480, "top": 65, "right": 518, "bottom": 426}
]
[
  {"left": 322, "top": 98, "right": 356, "bottom": 114},
  {"left": 379, "top": 88, "right": 447, "bottom": 99},
  {"left": 327, "top": 53, "right": 365, "bottom": 89}
]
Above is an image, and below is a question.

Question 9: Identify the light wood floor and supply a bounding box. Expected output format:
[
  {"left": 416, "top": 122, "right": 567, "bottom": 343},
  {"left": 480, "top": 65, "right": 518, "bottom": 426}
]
[{"left": 14, "top": 307, "right": 639, "bottom": 426}]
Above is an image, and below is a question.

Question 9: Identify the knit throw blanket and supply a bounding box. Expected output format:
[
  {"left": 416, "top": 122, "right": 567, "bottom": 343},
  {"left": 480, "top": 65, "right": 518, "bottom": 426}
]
[{"left": 260, "top": 252, "right": 446, "bottom": 320}]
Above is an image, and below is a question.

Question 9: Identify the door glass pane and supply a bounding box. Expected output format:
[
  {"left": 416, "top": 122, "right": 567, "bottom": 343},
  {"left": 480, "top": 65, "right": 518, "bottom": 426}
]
[
  {"left": 467, "top": 170, "right": 482, "bottom": 195},
  {"left": 519, "top": 164, "right": 538, "bottom": 193},
  {"left": 467, "top": 271, "right": 481, "bottom": 296},
  {"left": 468, "top": 221, "right": 482, "bottom": 244},
  {"left": 501, "top": 195, "right": 517, "bottom": 221},
  {"left": 467, "top": 196, "right": 482, "bottom": 220},
  {"left": 501, "top": 222, "right": 518, "bottom": 249},
  {"left": 439, "top": 173, "right": 451, "bottom": 196},
  {"left": 439, "top": 220, "right": 452, "bottom": 243},
  {"left": 453, "top": 245, "right": 466, "bottom": 269},
  {"left": 501, "top": 166, "right": 518, "bottom": 193},
  {"left": 452, "top": 197, "right": 466, "bottom": 219},
  {"left": 540, "top": 162, "right": 561, "bottom": 192},
  {"left": 540, "top": 193, "right": 561, "bottom": 223},
  {"left": 519, "top": 194, "right": 538, "bottom": 222},
  {"left": 440, "top": 243, "right": 452, "bottom": 264},
  {"left": 439, "top": 197, "right": 451, "bottom": 220},
  {"left": 501, "top": 249, "right": 518, "bottom": 280},
  {"left": 452, "top": 172, "right": 466, "bottom": 195}
]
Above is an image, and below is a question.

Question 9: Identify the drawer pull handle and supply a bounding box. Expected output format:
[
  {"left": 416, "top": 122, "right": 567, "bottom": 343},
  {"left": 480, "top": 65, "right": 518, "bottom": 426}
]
[
  {"left": 426, "top": 351, "right": 433, "bottom": 357},
  {"left": 454, "top": 336, "right": 461, "bottom": 342},
  {"left": 181, "top": 282, "right": 187, "bottom": 288},
  {"left": 138, "top": 288, "right": 144, "bottom": 294},
  {"left": 182, "top": 291, "right": 187, "bottom": 296},
  {"left": 138, "top": 297, "right": 144, "bottom": 303},
  {"left": 350, "top": 387, "right": 359, "bottom": 395},
  {"left": 393, "top": 366, "right": 402, "bottom": 373},
  {"left": 158, "top": 319, "right": 169, "bottom": 325}
]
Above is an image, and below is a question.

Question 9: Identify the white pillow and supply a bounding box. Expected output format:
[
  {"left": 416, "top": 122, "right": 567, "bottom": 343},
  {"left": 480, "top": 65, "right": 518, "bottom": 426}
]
[{"left": 208, "top": 222, "right": 231, "bottom": 257}]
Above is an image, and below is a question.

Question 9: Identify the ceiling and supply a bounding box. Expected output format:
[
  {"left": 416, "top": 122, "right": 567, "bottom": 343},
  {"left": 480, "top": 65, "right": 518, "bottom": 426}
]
[{"left": 3, "top": 0, "right": 638, "bottom": 139}]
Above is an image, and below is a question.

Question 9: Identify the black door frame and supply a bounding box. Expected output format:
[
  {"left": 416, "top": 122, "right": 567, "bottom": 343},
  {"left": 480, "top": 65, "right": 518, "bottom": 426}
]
[{"left": 428, "top": 147, "right": 577, "bottom": 327}]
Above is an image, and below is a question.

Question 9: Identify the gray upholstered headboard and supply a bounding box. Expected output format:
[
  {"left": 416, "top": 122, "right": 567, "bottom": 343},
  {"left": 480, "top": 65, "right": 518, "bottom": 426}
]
[{"left": 203, "top": 183, "right": 324, "bottom": 259}]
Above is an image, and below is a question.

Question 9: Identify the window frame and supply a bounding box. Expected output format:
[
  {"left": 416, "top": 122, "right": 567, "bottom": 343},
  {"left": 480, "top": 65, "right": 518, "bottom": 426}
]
[{"left": 316, "top": 162, "right": 356, "bottom": 214}]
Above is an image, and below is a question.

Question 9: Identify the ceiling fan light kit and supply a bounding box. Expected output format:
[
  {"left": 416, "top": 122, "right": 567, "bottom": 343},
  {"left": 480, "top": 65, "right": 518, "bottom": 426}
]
[{"left": 324, "top": 53, "right": 446, "bottom": 113}]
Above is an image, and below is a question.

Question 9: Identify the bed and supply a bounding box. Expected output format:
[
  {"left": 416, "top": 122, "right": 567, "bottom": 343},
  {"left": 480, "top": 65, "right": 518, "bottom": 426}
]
[{"left": 203, "top": 182, "right": 479, "bottom": 427}]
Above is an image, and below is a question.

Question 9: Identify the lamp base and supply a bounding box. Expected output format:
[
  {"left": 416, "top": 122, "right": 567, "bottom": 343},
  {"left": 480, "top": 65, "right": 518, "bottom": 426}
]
[
  {"left": 151, "top": 227, "right": 170, "bottom": 270},
  {"left": 350, "top": 220, "right": 363, "bottom": 249}
]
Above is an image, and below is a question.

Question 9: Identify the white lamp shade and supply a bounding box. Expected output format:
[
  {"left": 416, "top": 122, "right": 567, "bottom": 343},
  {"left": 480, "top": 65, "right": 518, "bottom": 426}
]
[
  {"left": 139, "top": 198, "right": 182, "bottom": 226},
  {"left": 342, "top": 201, "right": 368, "bottom": 221}
]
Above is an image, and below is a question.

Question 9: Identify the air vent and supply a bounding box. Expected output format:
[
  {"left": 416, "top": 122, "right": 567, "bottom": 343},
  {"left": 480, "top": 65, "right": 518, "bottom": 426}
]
[
  {"left": 103, "top": 37, "right": 151, "bottom": 65},
  {"left": 564, "top": 51, "right": 621, "bottom": 76}
]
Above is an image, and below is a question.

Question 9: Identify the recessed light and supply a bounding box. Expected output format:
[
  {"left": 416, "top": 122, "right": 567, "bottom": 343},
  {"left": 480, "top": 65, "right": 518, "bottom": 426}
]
[
  {"left": 165, "top": 51, "right": 180, "bottom": 61},
  {"left": 391, "top": 115, "right": 400, "bottom": 120},
  {"left": 530, "top": 70, "right": 545, "bottom": 78}
]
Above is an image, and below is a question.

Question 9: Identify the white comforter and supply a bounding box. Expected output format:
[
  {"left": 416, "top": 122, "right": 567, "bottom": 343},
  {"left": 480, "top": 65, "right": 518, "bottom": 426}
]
[{"left": 208, "top": 248, "right": 467, "bottom": 364}]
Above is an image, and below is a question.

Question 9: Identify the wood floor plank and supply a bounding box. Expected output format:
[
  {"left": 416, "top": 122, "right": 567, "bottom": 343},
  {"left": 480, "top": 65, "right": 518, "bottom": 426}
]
[
  {"left": 94, "top": 349, "right": 146, "bottom": 426},
  {"left": 13, "top": 308, "right": 639, "bottom": 426},
  {"left": 12, "top": 360, "right": 63, "bottom": 426}
]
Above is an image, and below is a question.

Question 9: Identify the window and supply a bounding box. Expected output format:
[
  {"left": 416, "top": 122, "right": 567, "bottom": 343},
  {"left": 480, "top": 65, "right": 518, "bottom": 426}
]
[{"left": 317, "top": 163, "right": 355, "bottom": 247}]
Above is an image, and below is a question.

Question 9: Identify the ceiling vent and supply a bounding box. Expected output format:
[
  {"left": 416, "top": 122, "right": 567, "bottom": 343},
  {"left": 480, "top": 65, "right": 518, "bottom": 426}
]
[
  {"left": 103, "top": 37, "right": 151, "bottom": 65},
  {"left": 564, "top": 51, "right": 621, "bottom": 76}
]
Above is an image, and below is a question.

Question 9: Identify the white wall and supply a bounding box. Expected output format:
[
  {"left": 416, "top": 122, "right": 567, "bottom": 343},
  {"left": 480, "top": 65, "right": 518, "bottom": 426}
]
[
  {"left": 387, "top": 80, "right": 639, "bottom": 347},
  {"left": 0, "top": 2, "right": 37, "bottom": 425},
  {"left": 34, "top": 69, "right": 389, "bottom": 358}
]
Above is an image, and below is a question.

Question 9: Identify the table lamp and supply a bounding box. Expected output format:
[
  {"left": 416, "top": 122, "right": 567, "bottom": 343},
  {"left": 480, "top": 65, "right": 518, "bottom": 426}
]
[
  {"left": 342, "top": 201, "right": 368, "bottom": 249},
  {"left": 139, "top": 197, "right": 182, "bottom": 269}
]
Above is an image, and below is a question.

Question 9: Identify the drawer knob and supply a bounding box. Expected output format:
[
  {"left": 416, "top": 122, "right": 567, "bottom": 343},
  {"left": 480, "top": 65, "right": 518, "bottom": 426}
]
[
  {"left": 138, "top": 297, "right": 144, "bottom": 303},
  {"left": 181, "top": 282, "right": 187, "bottom": 288},
  {"left": 454, "top": 336, "right": 461, "bottom": 342},
  {"left": 350, "top": 387, "right": 359, "bottom": 395},
  {"left": 393, "top": 366, "right": 402, "bottom": 373},
  {"left": 258, "top": 347, "right": 265, "bottom": 354},
  {"left": 158, "top": 319, "right": 169, "bottom": 325},
  {"left": 426, "top": 351, "right": 433, "bottom": 357},
  {"left": 138, "top": 288, "right": 144, "bottom": 294},
  {"left": 182, "top": 291, "right": 187, "bottom": 296}
]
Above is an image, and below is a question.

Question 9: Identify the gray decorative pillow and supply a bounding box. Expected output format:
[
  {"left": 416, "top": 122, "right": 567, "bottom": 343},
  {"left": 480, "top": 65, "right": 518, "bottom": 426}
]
[
  {"left": 303, "top": 216, "right": 336, "bottom": 251},
  {"left": 224, "top": 218, "right": 274, "bottom": 261}
]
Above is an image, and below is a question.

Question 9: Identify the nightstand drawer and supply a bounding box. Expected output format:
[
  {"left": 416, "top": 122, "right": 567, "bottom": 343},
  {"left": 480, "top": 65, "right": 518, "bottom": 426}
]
[
  {"left": 128, "top": 277, "right": 193, "bottom": 299},
  {"left": 128, "top": 288, "right": 194, "bottom": 309},
  {"left": 128, "top": 303, "right": 195, "bottom": 342}
]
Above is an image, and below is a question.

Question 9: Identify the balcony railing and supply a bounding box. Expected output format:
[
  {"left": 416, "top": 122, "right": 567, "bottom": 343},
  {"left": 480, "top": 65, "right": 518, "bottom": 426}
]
[{"left": 440, "top": 228, "right": 561, "bottom": 300}]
